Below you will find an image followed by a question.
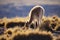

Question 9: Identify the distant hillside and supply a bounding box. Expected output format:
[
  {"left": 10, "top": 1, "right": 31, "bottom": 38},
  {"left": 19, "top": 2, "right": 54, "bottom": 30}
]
[{"left": 0, "top": 4, "right": 60, "bottom": 18}]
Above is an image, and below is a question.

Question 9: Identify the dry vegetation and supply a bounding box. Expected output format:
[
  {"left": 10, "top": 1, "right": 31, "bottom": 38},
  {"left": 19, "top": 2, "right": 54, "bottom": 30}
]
[{"left": 0, "top": 15, "right": 60, "bottom": 40}]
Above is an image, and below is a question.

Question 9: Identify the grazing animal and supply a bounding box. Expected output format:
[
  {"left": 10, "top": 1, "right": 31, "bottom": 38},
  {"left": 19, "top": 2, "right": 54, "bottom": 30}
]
[{"left": 26, "top": 5, "right": 45, "bottom": 28}]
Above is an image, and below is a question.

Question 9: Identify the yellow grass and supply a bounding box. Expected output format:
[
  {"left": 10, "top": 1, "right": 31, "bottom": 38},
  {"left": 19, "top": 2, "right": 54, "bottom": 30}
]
[{"left": 0, "top": 15, "right": 60, "bottom": 40}]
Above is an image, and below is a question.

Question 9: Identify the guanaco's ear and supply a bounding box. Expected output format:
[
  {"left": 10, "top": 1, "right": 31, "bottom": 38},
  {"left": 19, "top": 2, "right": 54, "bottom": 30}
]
[{"left": 28, "top": 5, "right": 45, "bottom": 25}]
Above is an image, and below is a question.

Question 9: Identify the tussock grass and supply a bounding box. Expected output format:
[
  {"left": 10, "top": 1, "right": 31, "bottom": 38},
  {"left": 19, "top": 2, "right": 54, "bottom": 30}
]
[{"left": 0, "top": 15, "right": 60, "bottom": 40}]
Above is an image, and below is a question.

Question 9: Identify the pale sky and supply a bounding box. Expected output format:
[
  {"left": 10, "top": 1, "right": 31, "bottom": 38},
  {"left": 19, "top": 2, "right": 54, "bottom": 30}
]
[{"left": 0, "top": 0, "right": 60, "bottom": 6}]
